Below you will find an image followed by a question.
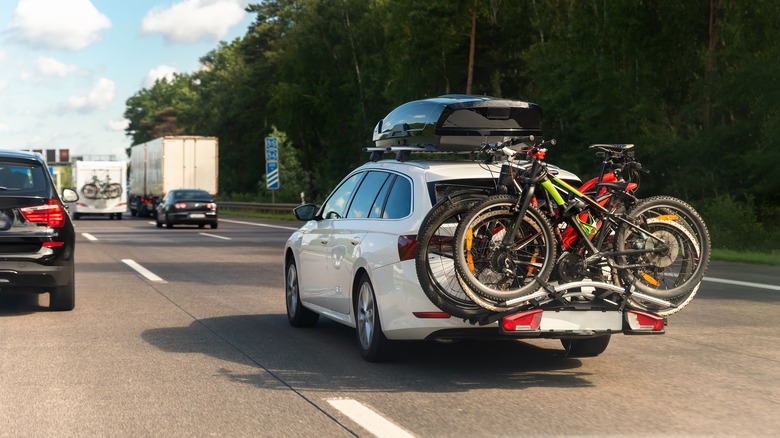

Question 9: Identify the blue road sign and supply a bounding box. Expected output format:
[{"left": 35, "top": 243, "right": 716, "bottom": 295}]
[
  {"left": 266, "top": 161, "right": 279, "bottom": 189},
  {"left": 265, "top": 137, "right": 279, "bottom": 190}
]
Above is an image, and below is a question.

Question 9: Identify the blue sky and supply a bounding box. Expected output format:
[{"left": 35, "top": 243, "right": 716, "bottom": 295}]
[{"left": 0, "top": 0, "right": 254, "bottom": 160}]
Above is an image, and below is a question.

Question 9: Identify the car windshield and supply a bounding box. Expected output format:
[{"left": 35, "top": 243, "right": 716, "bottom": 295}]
[
  {"left": 0, "top": 162, "right": 48, "bottom": 195},
  {"left": 173, "top": 190, "right": 211, "bottom": 200}
]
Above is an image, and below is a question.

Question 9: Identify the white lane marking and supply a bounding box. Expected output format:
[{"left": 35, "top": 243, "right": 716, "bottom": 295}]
[
  {"left": 82, "top": 233, "right": 98, "bottom": 241},
  {"left": 704, "top": 276, "right": 780, "bottom": 291},
  {"left": 220, "top": 219, "right": 298, "bottom": 231},
  {"left": 327, "top": 398, "right": 414, "bottom": 438},
  {"left": 122, "top": 259, "right": 166, "bottom": 283},
  {"left": 199, "top": 232, "right": 231, "bottom": 240}
]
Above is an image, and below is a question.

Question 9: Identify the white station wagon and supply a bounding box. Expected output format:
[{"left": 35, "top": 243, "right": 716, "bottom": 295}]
[{"left": 283, "top": 95, "right": 666, "bottom": 361}]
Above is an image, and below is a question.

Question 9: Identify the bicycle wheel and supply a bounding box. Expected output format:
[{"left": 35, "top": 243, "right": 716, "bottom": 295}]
[
  {"left": 614, "top": 196, "right": 711, "bottom": 315},
  {"left": 454, "top": 195, "right": 556, "bottom": 302},
  {"left": 81, "top": 184, "right": 98, "bottom": 199},
  {"left": 415, "top": 191, "right": 493, "bottom": 319},
  {"left": 106, "top": 183, "right": 122, "bottom": 199}
]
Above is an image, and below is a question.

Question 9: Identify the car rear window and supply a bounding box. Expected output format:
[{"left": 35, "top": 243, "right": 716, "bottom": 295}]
[
  {"left": 0, "top": 162, "right": 49, "bottom": 196},
  {"left": 174, "top": 190, "right": 212, "bottom": 200}
]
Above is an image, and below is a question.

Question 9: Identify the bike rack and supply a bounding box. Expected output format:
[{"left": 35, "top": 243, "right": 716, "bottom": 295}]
[{"left": 471, "top": 279, "right": 675, "bottom": 326}]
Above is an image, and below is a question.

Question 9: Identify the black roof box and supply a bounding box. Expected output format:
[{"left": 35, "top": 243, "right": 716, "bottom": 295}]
[{"left": 372, "top": 95, "right": 543, "bottom": 152}]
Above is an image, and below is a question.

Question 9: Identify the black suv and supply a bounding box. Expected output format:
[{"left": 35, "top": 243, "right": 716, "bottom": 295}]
[{"left": 0, "top": 151, "right": 79, "bottom": 311}]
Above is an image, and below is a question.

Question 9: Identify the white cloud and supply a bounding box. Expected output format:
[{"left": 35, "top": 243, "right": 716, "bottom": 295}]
[
  {"left": 141, "top": 0, "right": 247, "bottom": 44},
  {"left": 68, "top": 78, "right": 115, "bottom": 112},
  {"left": 36, "top": 57, "right": 79, "bottom": 77},
  {"left": 107, "top": 119, "right": 129, "bottom": 131},
  {"left": 0, "top": 123, "right": 8, "bottom": 134},
  {"left": 144, "top": 65, "right": 178, "bottom": 88},
  {"left": 0, "top": 80, "right": 8, "bottom": 92},
  {"left": 10, "top": 0, "right": 111, "bottom": 50}
]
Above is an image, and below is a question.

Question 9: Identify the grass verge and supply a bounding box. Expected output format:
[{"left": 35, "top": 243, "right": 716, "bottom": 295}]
[
  {"left": 710, "top": 249, "right": 780, "bottom": 267},
  {"left": 221, "top": 209, "right": 297, "bottom": 221}
]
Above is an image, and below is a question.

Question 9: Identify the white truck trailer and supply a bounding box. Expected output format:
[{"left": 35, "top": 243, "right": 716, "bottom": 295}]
[
  {"left": 71, "top": 160, "right": 127, "bottom": 220},
  {"left": 128, "top": 136, "right": 219, "bottom": 217}
]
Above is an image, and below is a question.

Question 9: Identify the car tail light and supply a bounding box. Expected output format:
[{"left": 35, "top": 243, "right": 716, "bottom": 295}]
[
  {"left": 206, "top": 202, "right": 217, "bottom": 210},
  {"left": 502, "top": 309, "right": 543, "bottom": 331},
  {"left": 626, "top": 310, "right": 665, "bottom": 331},
  {"left": 43, "top": 241, "right": 65, "bottom": 247},
  {"left": 397, "top": 234, "right": 418, "bottom": 261},
  {"left": 174, "top": 202, "right": 187, "bottom": 209},
  {"left": 413, "top": 311, "right": 451, "bottom": 319},
  {"left": 20, "top": 199, "right": 67, "bottom": 227}
]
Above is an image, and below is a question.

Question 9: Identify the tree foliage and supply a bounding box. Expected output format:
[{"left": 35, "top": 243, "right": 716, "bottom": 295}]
[{"left": 123, "top": 0, "right": 780, "bottom": 247}]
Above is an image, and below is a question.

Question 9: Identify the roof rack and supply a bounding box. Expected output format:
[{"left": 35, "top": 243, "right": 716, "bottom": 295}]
[{"left": 363, "top": 145, "right": 468, "bottom": 162}]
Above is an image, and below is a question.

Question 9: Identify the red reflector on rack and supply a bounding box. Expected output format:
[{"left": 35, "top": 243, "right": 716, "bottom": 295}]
[
  {"left": 502, "top": 309, "right": 543, "bottom": 331},
  {"left": 42, "top": 241, "right": 65, "bottom": 247},
  {"left": 626, "top": 310, "right": 665, "bottom": 331},
  {"left": 413, "top": 311, "right": 451, "bottom": 319}
]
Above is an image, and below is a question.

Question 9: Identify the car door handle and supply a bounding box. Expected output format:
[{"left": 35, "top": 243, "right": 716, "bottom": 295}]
[
  {"left": 350, "top": 237, "right": 361, "bottom": 246},
  {"left": 320, "top": 238, "right": 330, "bottom": 244}
]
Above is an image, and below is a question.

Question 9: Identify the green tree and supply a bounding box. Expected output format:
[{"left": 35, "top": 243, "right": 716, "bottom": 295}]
[{"left": 124, "top": 74, "right": 200, "bottom": 146}]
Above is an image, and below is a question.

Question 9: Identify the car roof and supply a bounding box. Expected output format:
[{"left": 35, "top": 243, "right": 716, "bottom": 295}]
[
  {"left": 0, "top": 149, "right": 46, "bottom": 164},
  {"left": 354, "top": 158, "right": 581, "bottom": 184},
  {"left": 355, "top": 159, "right": 502, "bottom": 182}
]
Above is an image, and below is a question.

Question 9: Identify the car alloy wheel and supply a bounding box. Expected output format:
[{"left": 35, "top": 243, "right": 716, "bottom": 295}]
[
  {"left": 285, "top": 260, "right": 318, "bottom": 327},
  {"left": 355, "top": 274, "right": 393, "bottom": 362}
]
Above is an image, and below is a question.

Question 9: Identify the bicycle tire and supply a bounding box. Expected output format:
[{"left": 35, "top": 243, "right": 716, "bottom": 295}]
[
  {"left": 415, "top": 191, "right": 493, "bottom": 319},
  {"left": 106, "top": 183, "right": 122, "bottom": 199},
  {"left": 81, "top": 184, "right": 98, "bottom": 199},
  {"left": 454, "top": 195, "right": 557, "bottom": 302},
  {"left": 614, "top": 196, "right": 711, "bottom": 315}
]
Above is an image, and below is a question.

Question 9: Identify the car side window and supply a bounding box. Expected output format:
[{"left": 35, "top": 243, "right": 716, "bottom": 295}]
[
  {"left": 368, "top": 175, "right": 395, "bottom": 218},
  {"left": 382, "top": 176, "right": 412, "bottom": 219},
  {"left": 346, "top": 171, "right": 391, "bottom": 218},
  {"left": 320, "top": 172, "right": 363, "bottom": 220}
]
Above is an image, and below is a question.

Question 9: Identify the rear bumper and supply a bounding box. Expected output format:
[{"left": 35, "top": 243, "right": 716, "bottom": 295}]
[
  {"left": 168, "top": 212, "right": 218, "bottom": 224},
  {"left": 0, "top": 260, "right": 74, "bottom": 292}
]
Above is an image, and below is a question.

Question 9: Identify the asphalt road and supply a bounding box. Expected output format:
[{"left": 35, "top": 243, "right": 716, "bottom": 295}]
[{"left": 1, "top": 214, "right": 779, "bottom": 437}]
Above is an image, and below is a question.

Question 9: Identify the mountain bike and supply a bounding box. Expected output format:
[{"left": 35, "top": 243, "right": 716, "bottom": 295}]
[
  {"left": 81, "top": 174, "right": 123, "bottom": 199},
  {"left": 451, "top": 138, "right": 710, "bottom": 316},
  {"left": 417, "top": 138, "right": 652, "bottom": 318}
]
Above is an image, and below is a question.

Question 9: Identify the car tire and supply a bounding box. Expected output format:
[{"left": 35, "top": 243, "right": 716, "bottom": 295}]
[
  {"left": 561, "top": 335, "right": 611, "bottom": 357},
  {"left": 156, "top": 219, "right": 162, "bottom": 228},
  {"left": 355, "top": 273, "right": 394, "bottom": 362},
  {"left": 285, "top": 259, "right": 319, "bottom": 327},
  {"left": 198, "top": 224, "right": 205, "bottom": 228},
  {"left": 50, "top": 273, "right": 75, "bottom": 311},
  {"left": 165, "top": 214, "right": 173, "bottom": 228},
  {"left": 210, "top": 222, "right": 218, "bottom": 229}
]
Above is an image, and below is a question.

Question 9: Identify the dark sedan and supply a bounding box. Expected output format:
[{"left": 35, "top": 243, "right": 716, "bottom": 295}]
[{"left": 155, "top": 189, "right": 218, "bottom": 229}]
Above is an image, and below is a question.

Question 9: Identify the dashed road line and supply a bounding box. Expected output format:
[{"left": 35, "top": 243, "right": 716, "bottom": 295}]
[
  {"left": 327, "top": 398, "right": 414, "bottom": 438},
  {"left": 122, "top": 259, "right": 166, "bottom": 283},
  {"left": 199, "top": 232, "right": 231, "bottom": 240},
  {"left": 82, "top": 233, "right": 98, "bottom": 241}
]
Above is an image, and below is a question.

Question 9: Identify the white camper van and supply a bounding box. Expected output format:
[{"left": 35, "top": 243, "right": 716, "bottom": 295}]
[{"left": 71, "top": 160, "right": 127, "bottom": 219}]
